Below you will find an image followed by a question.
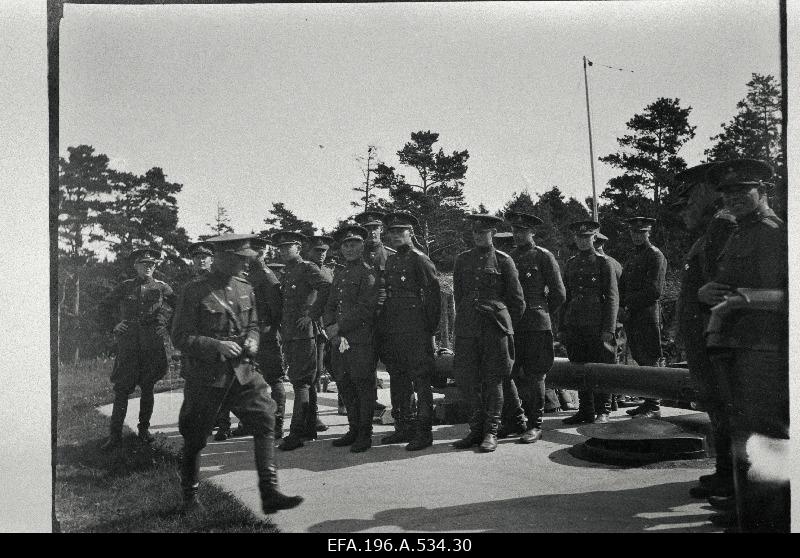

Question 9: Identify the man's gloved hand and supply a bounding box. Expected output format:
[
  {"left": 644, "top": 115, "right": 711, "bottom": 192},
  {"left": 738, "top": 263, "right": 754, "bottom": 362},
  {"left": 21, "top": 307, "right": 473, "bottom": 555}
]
[
  {"left": 338, "top": 337, "right": 351, "bottom": 353},
  {"left": 243, "top": 337, "right": 258, "bottom": 356},
  {"left": 217, "top": 340, "right": 243, "bottom": 359},
  {"left": 113, "top": 321, "right": 129, "bottom": 335}
]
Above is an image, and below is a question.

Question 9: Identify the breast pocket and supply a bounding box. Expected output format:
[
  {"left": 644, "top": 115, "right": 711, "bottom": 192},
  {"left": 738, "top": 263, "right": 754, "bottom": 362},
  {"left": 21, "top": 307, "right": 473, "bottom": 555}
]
[
  {"left": 200, "top": 300, "right": 227, "bottom": 332},
  {"left": 481, "top": 268, "right": 502, "bottom": 288},
  {"left": 238, "top": 296, "right": 253, "bottom": 325}
]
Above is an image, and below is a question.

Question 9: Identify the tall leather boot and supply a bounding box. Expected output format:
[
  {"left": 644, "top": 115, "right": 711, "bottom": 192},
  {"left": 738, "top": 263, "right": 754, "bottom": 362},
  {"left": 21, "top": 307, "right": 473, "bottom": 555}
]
[
  {"left": 280, "top": 383, "right": 309, "bottom": 451},
  {"left": 351, "top": 421, "right": 372, "bottom": 453},
  {"left": 138, "top": 385, "right": 156, "bottom": 443},
  {"left": 254, "top": 434, "right": 303, "bottom": 514},
  {"left": 381, "top": 383, "right": 414, "bottom": 444},
  {"left": 101, "top": 392, "right": 128, "bottom": 451},
  {"left": 270, "top": 380, "right": 286, "bottom": 440},
  {"left": 333, "top": 388, "right": 360, "bottom": 447},
  {"left": 180, "top": 446, "right": 204, "bottom": 515},
  {"left": 479, "top": 381, "right": 503, "bottom": 452},
  {"left": 406, "top": 375, "right": 433, "bottom": 451}
]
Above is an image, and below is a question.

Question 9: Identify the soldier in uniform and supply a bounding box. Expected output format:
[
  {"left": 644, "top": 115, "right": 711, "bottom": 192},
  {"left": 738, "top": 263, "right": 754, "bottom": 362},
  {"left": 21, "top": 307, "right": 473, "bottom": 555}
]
[
  {"left": 593, "top": 232, "right": 633, "bottom": 411},
  {"left": 451, "top": 214, "right": 525, "bottom": 452},
  {"left": 491, "top": 231, "right": 527, "bottom": 437},
  {"left": 189, "top": 241, "right": 213, "bottom": 274},
  {"left": 171, "top": 234, "right": 302, "bottom": 515},
  {"left": 619, "top": 217, "right": 668, "bottom": 419},
  {"left": 560, "top": 220, "right": 619, "bottom": 425},
  {"left": 323, "top": 224, "right": 379, "bottom": 452},
  {"left": 307, "top": 235, "right": 336, "bottom": 433},
  {"left": 505, "top": 211, "right": 566, "bottom": 443},
  {"left": 354, "top": 210, "right": 396, "bottom": 419},
  {"left": 98, "top": 247, "right": 175, "bottom": 450},
  {"left": 220, "top": 237, "right": 288, "bottom": 440},
  {"left": 701, "top": 160, "right": 787, "bottom": 532},
  {"left": 672, "top": 162, "right": 737, "bottom": 502},
  {"left": 378, "top": 211, "right": 441, "bottom": 451},
  {"left": 273, "top": 231, "right": 331, "bottom": 451}
]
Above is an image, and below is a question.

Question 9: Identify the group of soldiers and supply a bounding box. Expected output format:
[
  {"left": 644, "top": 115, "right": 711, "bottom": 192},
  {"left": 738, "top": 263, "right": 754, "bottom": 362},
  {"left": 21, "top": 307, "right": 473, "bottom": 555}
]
[{"left": 97, "top": 158, "right": 787, "bottom": 531}]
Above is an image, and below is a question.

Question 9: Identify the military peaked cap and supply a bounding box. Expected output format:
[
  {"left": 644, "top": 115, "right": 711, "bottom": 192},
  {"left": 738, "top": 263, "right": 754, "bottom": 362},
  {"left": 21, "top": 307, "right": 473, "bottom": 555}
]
[
  {"left": 384, "top": 211, "right": 420, "bottom": 230},
  {"left": 130, "top": 247, "right": 162, "bottom": 263},
  {"left": 251, "top": 237, "right": 270, "bottom": 252},
  {"left": 205, "top": 233, "right": 260, "bottom": 257},
  {"left": 708, "top": 159, "right": 774, "bottom": 192},
  {"left": 188, "top": 242, "right": 213, "bottom": 257},
  {"left": 626, "top": 217, "right": 656, "bottom": 231},
  {"left": 466, "top": 214, "right": 503, "bottom": 231},
  {"left": 594, "top": 232, "right": 609, "bottom": 244},
  {"left": 272, "top": 230, "right": 307, "bottom": 246},
  {"left": 354, "top": 210, "right": 387, "bottom": 227},
  {"left": 308, "top": 235, "right": 335, "bottom": 250},
  {"left": 335, "top": 224, "right": 369, "bottom": 244},
  {"left": 505, "top": 210, "right": 543, "bottom": 229},
  {"left": 672, "top": 162, "right": 717, "bottom": 199},
  {"left": 568, "top": 220, "right": 601, "bottom": 235},
  {"left": 266, "top": 262, "right": 285, "bottom": 271}
]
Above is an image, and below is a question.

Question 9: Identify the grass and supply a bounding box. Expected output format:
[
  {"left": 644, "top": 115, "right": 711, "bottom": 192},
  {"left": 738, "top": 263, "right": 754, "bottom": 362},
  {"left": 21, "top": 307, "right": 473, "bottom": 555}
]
[{"left": 55, "top": 357, "right": 279, "bottom": 533}]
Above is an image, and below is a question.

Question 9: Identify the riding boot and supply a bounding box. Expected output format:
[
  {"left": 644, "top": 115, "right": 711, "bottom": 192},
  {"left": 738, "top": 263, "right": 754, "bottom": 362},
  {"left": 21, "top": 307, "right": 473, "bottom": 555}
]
[
  {"left": 452, "top": 408, "right": 484, "bottom": 449},
  {"left": 479, "top": 380, "right": 503, "bottom": 452},
  {"left": 102, "top": 392, "right": 128, "bottom": 451},
  {"left": 180, "top": 446, "right": 203, "bottom": 514},
  {"left": 254, "top": 434, "right": 303, "bottom": 514}
]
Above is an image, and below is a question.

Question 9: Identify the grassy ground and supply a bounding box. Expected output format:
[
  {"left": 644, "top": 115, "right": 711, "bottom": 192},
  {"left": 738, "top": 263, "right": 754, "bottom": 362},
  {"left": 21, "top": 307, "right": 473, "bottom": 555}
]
[{"left": 55, "top": 358, "right": 278, "bottom": 533}]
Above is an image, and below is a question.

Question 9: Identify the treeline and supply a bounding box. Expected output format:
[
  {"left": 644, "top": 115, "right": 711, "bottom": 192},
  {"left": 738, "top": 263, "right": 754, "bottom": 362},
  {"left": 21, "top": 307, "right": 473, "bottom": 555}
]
[{"left": 57, "top": 73, "right": 783, "bottom": 362}]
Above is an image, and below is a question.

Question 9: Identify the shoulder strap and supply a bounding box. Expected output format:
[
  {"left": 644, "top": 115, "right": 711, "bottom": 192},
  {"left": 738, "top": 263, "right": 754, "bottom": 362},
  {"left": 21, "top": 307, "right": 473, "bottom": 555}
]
[{"left": 208, "top": 290, "right": 244, "bottom": 334}]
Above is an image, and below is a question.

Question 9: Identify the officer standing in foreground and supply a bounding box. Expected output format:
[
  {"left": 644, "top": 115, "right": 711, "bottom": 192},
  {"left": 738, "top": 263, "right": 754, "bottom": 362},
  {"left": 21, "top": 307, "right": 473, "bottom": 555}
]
[
  {"left": 505, "top": 211, "right": 565, "bottom": 443},
  {"left": 560, "top": 220, "right": 619, "bottom": 425},
  {"left": 171, "top": 234, "right": 302, "bottom": 515},
  {"left": 273, "top": 231, "right": 331, "bottom": 451},
  {"left": 222, "top": 237, "right": 288, "bottom": 439},
  {"left": 323, "top": 224, "right": 379, "bottom": 452},
  {"left": 99, "top": 247, "right": 175, "bottom": 450},
  {"left": 451, "top": 214, "right": 525, "bottom": 452},
  {"left": 671, "top": 162, "right": 737, "bottom": 504},
  {"left": 701, "top": 159, "right": 787, "bottom": 532},
  {"left": 307, "top": 235, "right": 336, "bottom": 434},
  {"left": 379, "top": 211, "right": 441, "bottom": 451},
  {"left": 619, "top": 217, "right": 668, "bottom": 419}
]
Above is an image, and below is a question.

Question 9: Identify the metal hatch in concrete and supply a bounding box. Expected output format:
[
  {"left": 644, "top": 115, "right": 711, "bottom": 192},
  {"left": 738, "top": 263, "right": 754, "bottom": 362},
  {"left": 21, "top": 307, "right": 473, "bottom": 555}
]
[{"left": 572, "top": 414, "right": 710, "bottom": 465}]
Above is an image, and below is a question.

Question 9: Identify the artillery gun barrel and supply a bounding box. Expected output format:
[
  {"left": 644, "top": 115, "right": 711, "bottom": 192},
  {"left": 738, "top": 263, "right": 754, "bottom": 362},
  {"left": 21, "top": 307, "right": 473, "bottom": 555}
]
[{"left": 435, "top": 354, "right": 698, "bottom": 402}]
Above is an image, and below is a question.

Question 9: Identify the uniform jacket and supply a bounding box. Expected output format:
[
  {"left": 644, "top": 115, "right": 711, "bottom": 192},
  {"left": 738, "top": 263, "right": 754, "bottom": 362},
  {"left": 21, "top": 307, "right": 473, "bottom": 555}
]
[
  {"left": 675, "top": 215, "right": 737, "bottom": 346},
  {"left": 620, "top": 244, "right": 667, "bottom": 325},
  {"left": 382, "top": 244, "right": 441, "bottom": 335},
  {"left": 453, "top": 246, "right": 525, "bottom": 338},
  {"left": 510, "top": 242, "right": 565, "bottom": 332},
  {"left": 246, "top": 260, "right": 283, "bottom": 331},
  {"left": 323, "top": 258, "right": 378, "bottom": 344},
  {"left": 561, "top": 249, "right": 618, "bottom": 334},
  {"left": 363, "top": 241, "right": 396, "bottom": 272},
  {"left": 711, "top": 206, "right": 786, "bottom": 350},
  {"left": 99, "top": 276, "right": 176, "bottom": 337},
  {"left": 171, "top": 270, "right": 259, "bottom": 383},
  {"left": 279, "top": 259, "right": 332, "bottom": 341}
]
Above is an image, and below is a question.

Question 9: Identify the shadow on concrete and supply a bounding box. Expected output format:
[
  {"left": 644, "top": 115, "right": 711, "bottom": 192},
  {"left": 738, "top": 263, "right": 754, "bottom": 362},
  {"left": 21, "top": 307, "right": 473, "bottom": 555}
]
[{"left": 305, "top": 481, "right": 721, "bottom": 533}]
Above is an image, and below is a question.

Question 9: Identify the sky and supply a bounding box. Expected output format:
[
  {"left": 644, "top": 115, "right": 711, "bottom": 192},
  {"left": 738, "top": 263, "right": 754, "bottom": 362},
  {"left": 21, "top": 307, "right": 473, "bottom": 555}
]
[{"left": 58, "top": 0, "right": 782, "bottom": 242}]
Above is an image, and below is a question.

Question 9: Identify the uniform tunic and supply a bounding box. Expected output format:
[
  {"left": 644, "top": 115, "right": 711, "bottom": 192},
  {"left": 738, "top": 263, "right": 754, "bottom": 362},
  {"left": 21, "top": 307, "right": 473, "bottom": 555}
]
[
  {"left": 709, "top": 207, "right": 787, "bottom": 439},
  {"left": 279, "top": 259, "right": 331, "bottom": 382},
  {"left": 620, "top": 244, "right": 667, "bottom": 366},
  {"left": 323, "top": 258, "right": 379, "bottom": 430},
  {"left": 379, "top": 244, "right": 441, "bottom": 429},
  {"left": 99, "top": 276, "right": 175, "bottom": 393},
  {"left": 561, "top": 249, "right": 619, "bottom": 415},
  {"left": 453, "top": 246, "right": 525, "bottom": 380},
  {"left": 247, "top": 260, "right": 285, "bottom": 382},
  {"left": 509, "top": 243, "right": 565, "bottom": 428},
  {"left": 172, "top": 270, "right": 274, "bottom": 452}
]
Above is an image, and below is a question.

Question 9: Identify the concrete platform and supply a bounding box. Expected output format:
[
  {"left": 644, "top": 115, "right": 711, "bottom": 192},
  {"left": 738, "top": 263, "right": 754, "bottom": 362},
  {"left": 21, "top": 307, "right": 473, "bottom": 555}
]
[{"left": 99, "top": 386, "right": 724, "bottom": 533}]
